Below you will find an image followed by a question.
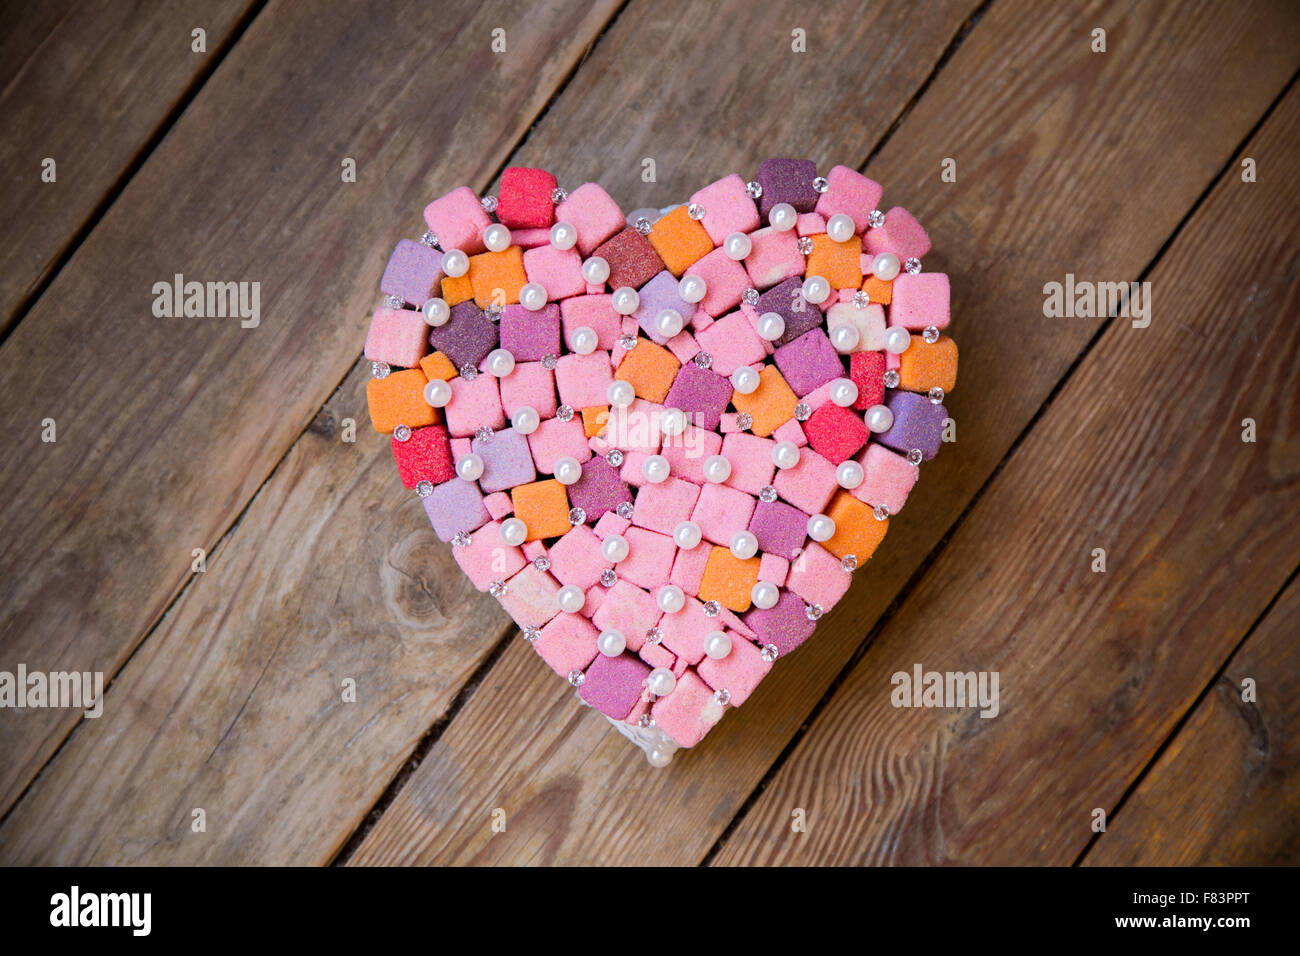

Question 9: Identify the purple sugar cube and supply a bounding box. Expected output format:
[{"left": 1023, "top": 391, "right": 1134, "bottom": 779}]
[
  {"left": 567, "top": 456, "right": 633, "bottom": 523},
  {"left": 754, "top": 276, "right": 823, "bottom": 344},
  {"left": 663, "top": 363, "right": 733, "bottom": 431},
  {"left": 499, "top": 303, "right": 561, "bottom": 361},
  {"left": 380, "top": 239, "right": 444, "bottom": 306},
  {"left": 773, "top": 329, "right": 844, "bottom": 397},
  {"left": 877, "top": 390, "right": 947, "bottom": 460},
  {"left": 742, "top": 589, "right": 816, "bottom": 655},
  {"left": 422, "top": 477, "right": 490, "bottom": 542},
  {"left": 429, "top": 301, "right": 499, "bottom": 369},
  {"left": 632, "top": 270, "right": 698, "bottom": 344},
  {"left": 754, "top": 158, "right": 820, "bottom": 217},
  {"left": 472, "top": 427, "right": 536, "bottom": 494},
  {"left": 747, "top": 499, "right": 808, "bottom": 560},
  {"left": 580, "top": 652, "right": 651, "bottom": 719}
]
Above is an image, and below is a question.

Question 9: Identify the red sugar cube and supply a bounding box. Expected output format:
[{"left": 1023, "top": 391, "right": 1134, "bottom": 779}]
[
  {"left": 803, "top": 403, "right": 869, "bottom": 465},
  {"left": 497, "top": 167, "right": 558, "bottom": 230}
]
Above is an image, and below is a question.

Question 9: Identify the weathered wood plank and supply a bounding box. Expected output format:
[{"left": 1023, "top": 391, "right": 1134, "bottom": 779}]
[
  {"left": 349, "top": 0, "right": 1300, "bottom": 866},
  {"left": 1082, "top": 575, "right": 1300, "bottom": 866},
  {"left": 0, "top": 0, "right": 258, "bottom": 334},
  {"left": 0, "top": 0, "right": 978, "bottom": 864},
  {"left": 0, "top": 0, "right": 622, "bottom": 822},
  {"left": 712, "top": 81, "right": 1300, "bottom": 866}
]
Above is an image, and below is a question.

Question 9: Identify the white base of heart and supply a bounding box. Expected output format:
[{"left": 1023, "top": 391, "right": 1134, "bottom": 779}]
[{"left": 575, "top": 692, "right": 681, "bottom": 767}]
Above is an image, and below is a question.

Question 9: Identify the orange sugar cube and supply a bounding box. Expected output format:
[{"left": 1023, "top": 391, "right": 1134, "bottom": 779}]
[
  {"left": 511, "top": 479, "right": 572, "bottom": 541},
  {"left": 898, "top": 335, "right": 958, "bottom": 393},
  {"left": 861, "top": 275, "right": 892, "bottom": 305},
  {"left": 647, "top": 205, "right": 714, "bottom": 277},
  {"left": 822, "top": 491, "right": 888, "bottom": 562},
  {"left": 730, "top": 365, "right": 797, "bottom": 437},
  {"left": 805, "top": 234, "right": 863, "bottom": 290},
  {"left": 440, "top": 272, "right": 474, "bottom": 306},
  {"left": 582, "top": 405, "right": 609, "bottom": 438},
  {"left": 697, "top": 546, "right": 760, "bottom": 612},
  {"left": 469, "top": 247, "right": 527, "bottom": 307},
  {"left": 367, "top": 368, "right": 437, "bottom": 434},
  {"left": 615, "top": 339, "right": 681, "bottom": 403},
  {"left": 419, "top": 350, "right": 459, "bottom": 383}
]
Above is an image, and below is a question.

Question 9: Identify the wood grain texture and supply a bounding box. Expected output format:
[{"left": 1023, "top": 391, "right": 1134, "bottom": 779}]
[
  {"left": 712, "top": 82, "right": 1300, "bottom": 866},
  {"left": 349, "top": 0, "right": 1300, "bottom": 866},
  {"left": 0, "top": 0, "right": 976, "bottom": 865},
  {"left": 0, "top": 0, "right": 622, "bottom": 822},
  {"left": 1083, "top": 576, "right": 1300, "bottom": 866},
  {"left": 0, "top": 0, "right": 257, "bottom": 333}
]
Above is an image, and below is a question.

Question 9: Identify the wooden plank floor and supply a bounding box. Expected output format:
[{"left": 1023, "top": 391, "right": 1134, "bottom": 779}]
[{"left": 0, "top": 0, "right": 1296, "bottom": 866}]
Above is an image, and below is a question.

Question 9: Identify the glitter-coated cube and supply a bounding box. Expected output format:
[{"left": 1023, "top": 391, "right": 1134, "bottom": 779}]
[
  {"left": 423, "top": 477, "right": 490, "bottom": 542},
  {"left": 694, "top": 311, "right": 766, "bottom": 376},
  {"left": 690, "top": 482, "right": 757, "bottom": 546},
  {"left": 696, "top": 633, "right": 772, "bottom": 706},
  {"left": 648, "top": 205, "right": 714, "bottom": 276},
  {"left": 511, "top": 478, "right": 572, "bottom": 541},
  {"left": 533, "top": 613, "right": 600, "bottom": 678},
  {"left": 498, "top": 303, "right": 561, "bottom": 362},
  {"left": 742, "top": 589, "right": 816, "bottom": 655},
  {"left": 580, "top": 652, "right": 651, "bottom": 720},
  {"left": 744, "top": 227, "right": 804, "bottom": 289},
  {"left": 468, "top": 247, "right": 528, "bottom": 307},
  {"left": 849, "top": 350, "right": 887, "bottom": 410},
  {"left": 754, "top": 276, "right": 823, "bottom": 345},
  {"left": 443, "top": 372, "right": 505, "bottom": 438},
  {"left": 522, "top": 244, "right": 585, "bottom": 300},
  {"left": 747, "top": 498, "right": 809, "bottom": 560},
  {"left": 803, "top": 402, "right": 869, "bottom": 465},
  {"left": 615, "top": 340, "right": 681, "bottom": 404},
  {"left": 392, "top": 424, "right": 454, "bottom": 487},
  {"left": 651, "top": 669, "right": 723, "bottom": 748},
  {"left": 663, "top": 363, "right": 733, "bottom": 431},
  {"left": 804, "top": 233, "right": 863, "bottom": 290},
  {"left": 754, "top": 158, "right": 819, "bottom": 217},
  {"left": 785, "top": 542, "right": 851, "bottom": 609},
  {"left": 772, "top": 447, "right": 838, "bottom": 514},
  {"left": 823, "top": 491, "right": 888, "bottom": 562},
  {"left": 367, "top": 368, "right": 435, "bottom": 434},
  {"left": 852, "top": 444, "right": 918, "bottom": 514},
  {"left": 429, "top": 301, "right": 499, "bottom": 369},
  {"left": 593, "top": 228, "right": 665, "bottom": 291},
  {"left": 730, "top": 365, "right": 798, "bottom": 438},
  {"left": 683, "top": 247, "right": 750, "bottom": 317},
  {"left": 720, "top": 432, "right": 777, "bottom": 494},
  {"left": 898, "top": 335, "right": 957, "bottom": 393},
  {"left": 472, "top": 426, "right": 537, "bottom": 494},
  {"left": 381, "top": 240, "right": 445, "bottom": 306},
  {"left": 772, "top": 329, "right": 844, "bottom": 397},
  {"left": 497, "top": 166, "right": 558, "bottom": 230},
  {"left": 567, "top": 456, "right": 632, "bottom": 524},
  {"left": 631, "top": 270, "right": 698, "bottom": 344},
  {"left": 697, "top": 546, "right": 760, "bottom": 612},
  {"left": 877, "top": 390, "right": 947, "bottom": 460}
]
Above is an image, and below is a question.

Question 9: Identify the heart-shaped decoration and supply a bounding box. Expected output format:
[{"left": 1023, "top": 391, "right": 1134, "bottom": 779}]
[{"left": 366, "top": 160, "right": 955, "bottom": 765}]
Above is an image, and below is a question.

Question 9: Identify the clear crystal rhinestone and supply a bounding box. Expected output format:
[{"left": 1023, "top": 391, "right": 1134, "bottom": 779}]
[
  {"left": 645, "top": 626, "right": 662, "bottom": 645},
  {"left": 567, "top": 669, "right": 585, "bottom": 687},
  {"left": 485, "top": 303, "right": 502, "bottom": 320},
  {"left": 866, "top": 209, "right": 885, "bottom": 229},
  {"left": 568, "top": 507, "right": 586, "bottom": 525},
  {"left": 883, "top": 370, "right": 900, "bottom": 389},
  {"left": 759, "top": 485, "right": 778, "bottom": 503},
  {"left": 693, "top": 351, "right": 712, "bottom": 369},
  {"left": 523, "top": 626, "right": 540, "bottom": 642},
  {"left": 714, "top": 689, "right": 731, "bottom": 706},
  {"left": 393, "top": 424, "right": 412, "bottom": 442},
  {"left": 812, "top": 176, "right": 829, "bottom": 193},
  {"left": 452, "top": 531, "right": 472, "bottom": 548},
  {"left": 905, "top": 257, "right": 922, "bottom": 274},
  {"left": 687, "top": 202, "right": 705, "bottom": 220},
  {"left": 923, "top": 325, "right": 940, "bottom": 344},
  {"left": 533, "top": 555, "right": 551, "bottom": 572},
  {"left": 797, "top": 236, "right": 814, "bottom": 255},
  {"left": 907, "top": 448, "right": 924, "bottom": 466},
  {"left": 488, "top": 580, "right": 506, "bottom": 597},
  {"left": 760, "top": 643, "right": 779, "bottom": 663},
  {"left": 702, "top": 600, "right": 721, "bottom": 618},
  {"left": 556, "top": 404, "right": 574, "bottom": 422},
  {"left": 616, "top": 501, "right": 634, "bottom": 519},
  {"left": 735, "top": 412, "right": 753, "bottom": 431},
  {"left": 415, "top": 480, "right": 434, "bottom": 498},
  {"left": 745, "top": 180, "right": 763, "bottom": 199},
  {"left": 420, "top": 230, "right": 438, "bottom": 247},
  {"left": 805, "top": 603, "right": 824, "bottom": 621},
  {"left": 474, "top": 425, "right": 494, "bottom": 443},
  {"left": 541, "top": 353, "right": 558, "bottom": 370},
  {"left": 371, "top": 361, "right": 391, "bottom": 379},
  {"left": 634, "top": 216, "right": 652, "bottom": 236},
  {"left": 928, "top": 386, "right": 946, "bottom": 404},
  {"left": 619, "top": 334, "right": 637, "bottom": 351},
  {"left": 600, "top": 568, "right": 617, "bottom": 587},
  {"left": 742, "top": 288, "right": 760, "bottom": 306},
  {"left": 841, "top": 554, "right": 858, "bottom": 572},
  {"left": 551, "top": 187, "right": 568, "bottom": 204},
  {"left": 873, "top": 504, "right": 890, "bottom": 521},
  {"left": 481, "top": 194, "right": 498, "bottom": 213},
  {"left": 794, "top": 402, "right": 812, "bottom": 421},
  {"left": 384, "top": 294, "right": 404, "bottom": 308},
  {"left": 853, "top": 290, "right": 871, "bottom": 309},
  {"left": 638, "top": 714, "right": 653, "bottom": 728},
  {"left": 606, "top": 449, "right": 625, "bottom": 467},
  {"left": 460, "top": 363, "right": 478, "bottom": 380}
]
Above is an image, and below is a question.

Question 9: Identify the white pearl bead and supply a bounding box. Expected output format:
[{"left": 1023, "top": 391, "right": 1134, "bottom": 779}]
[
  {"left": 865, "top": 404, "right": 894, "bottom": 433},
  {"left": 836, "top": 460, "right": 865, "bottom": 489},
  {"left": 611, "top": 286, "right": 640, "bottom": 315},
  {"left": 421, "top": 297, "right": 450, "bottom": 327},
  {"left": 424, "top": 379, "right": 452, "bottom": 407},
  {"left": 678, "top": 274, "right": 707, "bottom": 304},
  {"left": 730, "top": 366, "right": 760, "bottom": 394},
  {"left": 642, "top": 454, "right": 670, "bottom": 484},
  {"left": 510, "top": 405, "right": 540, "bottom": 435},
  {"left": 884, "top": 326, "right": 912, "bottom": 354},
  {"left": 826, "top": 213, "right": 856, "bottom": 243},
  {"left": 597, "top": 628, "right": 626, "bottom": 657},
  {"left": 456, "top": 453, "right": 485, "bottom": 482},
  {"left": 553, "top": 456, "right": 582, "bottom": 485},
  {"left": 872, "top": 252, "right": 901, "bottom": 281},
  {"left": 830, "top": 377, "right": 858, "bottom": 407},
  {"left": 729, "top": 530, "right": 759, "bottom": 560},
  {"left": 500, "top": 517, "right": 527, "bottom": 546},
  {"left": 673, "top": 520, "right": 702, "bottom": 549},
  {"left": 659, "top": 407, "right": 686, "bottom": 436},
  {"left": 647, "top": 667, "right": 677, "bottom": 696},
  {"left": 802, "top": 275, "right": 831, "bottom": 304},
  {"left": 556, "top": 584, "right": 585, "bottom": 614},
  {"left": 519, "top": 282, "right": 548, "bottom": 312},
  {"left": 656, "top": 585, "right": 686, "bottom": 614},
  {"left": 723, "top": 231, "right": 752, "bottom": 260},
  {"left": 441, "top": 249, "right": 469, "bottom": 277},
  {"left": 483, "top": 224, "right": 512, "bottom": 252},
  {"left": 550, "top": 221, "right": 578, "bottom": 250},
  {"left": 757, "top": 311, "right": 786, "bottom": 341},
  {"left": 705, "top": 630, "right": 732, "bottom": 660},
  {"left": 601, "top": 534, "right": 630, "bottom": 563},
  {"left": 750, "top": 580, "right": 780, "bottom": 610},
  {"left": 807, "top": 513, "right": 836, "bottom": 542},
  {"left": 768, "top": 202, "right": 798, "bottom": 231},
  {"left": 830, "top": 323, "right": 861, "bottom": 352},
  {"left": 772, "top": 441, "right": 800, "bottom": 470},
  {"left": 607, "top": 379, "right": 635, "bottom": 408},
  {"left": 654, "top": 308, "right": 684, "bottom": 339},
  {"left": 581, "top": 256, "right": 610, "bottom": 285},
  {"left": 569, "top": 325, "right": 598, "bottom": 355},
  {"left": 485, "top": 348, "right": 515, "bottom": 378},
  {"left": 647, "top": 746, "right": 674, "bottom": 767},
  {"left": 703, "top": 455, "right": 732, "bottom": 483}
]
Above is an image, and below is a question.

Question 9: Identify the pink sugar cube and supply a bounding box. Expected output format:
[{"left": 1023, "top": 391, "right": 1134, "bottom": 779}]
[
  {"left": 592, "top": 580, "right": 659, "bottom": 652},
  {"left": 651, "top": 669, "right": 724, "bottom": 748},
  {"left": 826, "top": 300, "right": 886, "bottom": 352},
  {"left": 560, "top": 294, "right": 622, "bottom": 351},
  {"left": 697, "top": 632, "right": 772, "bottom": 706},
  {"left": 853, "top": 443, "right": 919, "bottom": 514},
  {"left": 523, "top": 244, "right": 586, "bottom": 300},
  {"left": 684, "top": 247, "right": 750, "bottom": 317},
  {"left": 444, "top": 373, "right": 505, "bottom": 438},
  {"left": 689, "top": 173, "right": 760, "bottom": 245},
  {"left": 665, "top": 331, "right": 700, "bottom": 365},
  {"left": 522, "top": 540, "right": 547, "bottom": 562},
  {"left": 380, "top": 239, "right": 444, "bottom": 307},
  {"left": 593, "top": 510, "right": 631, "bottom": 539},
  {"left": 533, "top": 612, "right": 600, "bottom": 677},
  {"left": 580, "top": 652, "right": 651, "bottom": 721},
  {"left": 772, "top": 418, "right": 808, "bottom": 448},
  {"left": 720, "top": 432, "right": 776, "bottom": 495},
  {"left": 640, "top": 640, "right": 676, "bottom": 671},
  {"left": 365, "top": 307, "right": 430, "bottom": 369},
  {"left": 527, "top": 416, "right": 590, "bottom": 475},
  {"left": 496, "top": 564, "right": 562, "bottom": 630},
  {"left": 499, "top": 361, "right": 558, "bottom": 418},
  {"left": 483, "top": 491, "right": 514, "bottom": 519},
  {"left": 890, "top": 272, "right": 950, "bottom": 330},
  {"left": 547, "top": 525, "right": 610, "bottom": 591},
  {"left": 497, "top": 167, "right": 558, "bottom": 230},
  {"left": 815, "top": 165, "right": 884, "bottom": 234},
  {"left": 744, "top": 227, "right": 805, "bottom": 290},
  {"left": 690, "top": 482, "right": 757, "bottom": 546},
  {"left": 632, "top": 477, "right": 701, "bottom": 535},
  {"left": 617, "top": 527, "right": 677, "bottom": 590},
  {"left": 772, "top": 447, "right": 838, "bottom": 514},
  {"left": 660, "top": 425, "right": 721, "bottom": 484},
  {"left": 786, "top": 542, "right": 851, "bottom": 609},
  {"left": 863, "top": 206, "right": 932, "bottom": 261},
  {"left": 554, "top": 182, "right": 625, "bottom": 257},
  {"left": 758, "top": 552, "right": 789, "bottom": 587},
  {"left": 694, "top": 311, "right": 766, "bottom": 376},
  {"left": 423, "top": 186, "right": 491, "bottom": 255},
  {"left": 606, "top": 400, "right": 663, "bottom": 455},
  {"left": 795, "top": 212, "right": 826, "bottom": 236},
  {"left": 670, "top": 542, "right": 710, "bottom": 596},
  {"left": 656, "top": 596, "right": 716, "bottom": 664},
  {"left": 509, "top": 228, "right": 553, "bottom": 249},
  {"left": 453, "top": 519, "right": 526, "bottom": 590},
  {"left": 555, "top": 351, "right": 614, "bottom": 410}
]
